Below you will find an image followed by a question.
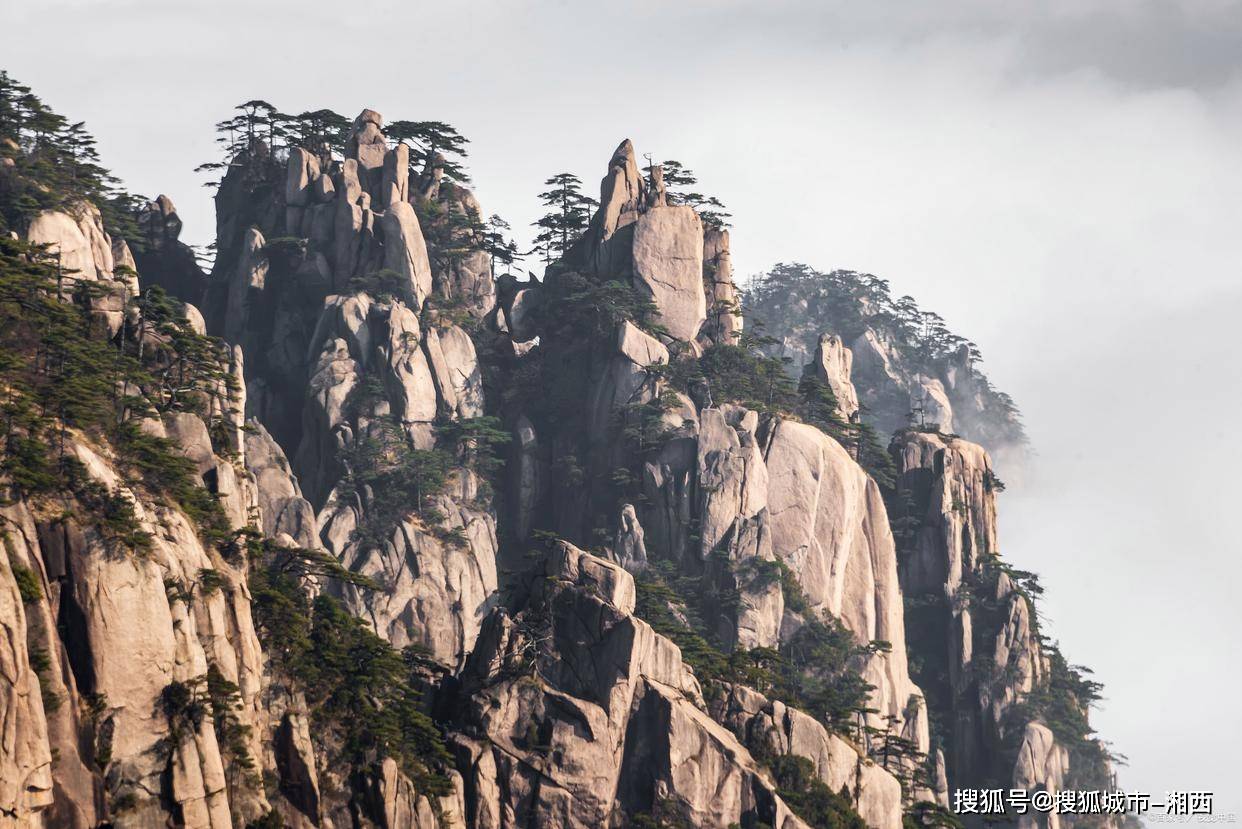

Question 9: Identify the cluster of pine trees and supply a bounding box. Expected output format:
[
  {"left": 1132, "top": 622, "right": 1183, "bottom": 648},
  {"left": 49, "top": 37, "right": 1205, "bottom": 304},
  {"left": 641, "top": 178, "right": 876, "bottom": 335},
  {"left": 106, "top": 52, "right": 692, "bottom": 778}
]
[
  {"left": 0, "top": 70, "right": 144, "bottom": 237},
  {"left": 743, "top": 262, "right": 1026, "bottom": 446}
]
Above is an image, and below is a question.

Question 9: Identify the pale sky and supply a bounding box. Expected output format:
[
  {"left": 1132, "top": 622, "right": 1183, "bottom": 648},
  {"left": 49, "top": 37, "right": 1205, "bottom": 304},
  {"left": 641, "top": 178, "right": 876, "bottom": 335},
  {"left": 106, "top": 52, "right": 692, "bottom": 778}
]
[{"left": 5, "top": 0, "right": 1241, "bottom": 812}]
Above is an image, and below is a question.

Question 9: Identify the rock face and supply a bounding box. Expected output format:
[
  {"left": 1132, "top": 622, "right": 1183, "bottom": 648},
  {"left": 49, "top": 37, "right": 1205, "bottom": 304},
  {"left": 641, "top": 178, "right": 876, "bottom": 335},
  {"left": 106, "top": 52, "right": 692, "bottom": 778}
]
[
  {"left": 892, "top": 430, "right": 1071, "bottom": 809},
  {"left": 132, "top": 194, "right": 209, "bottom": 306},
  {"left": 452, "top": 542, "right": 813, "bottom": 829},
  {"left": 742, "top": 270, "right": 1027, "bottom": 461},
  {"left": 325, "top": 467, "right": 499, "bottom": 668},
  {"left": 701, "top": 228, "right": 741, "bottom": 347},
  {"left": 569, "top": 140, "right": 711, "bottom": 343},
  {"left": 630, "top": 205, "right": 706, "bottom": 342},
  {"left": 849, "top": 329, "right": 954, "bottom": 433},
  {"left": 0, "top": 378, "right": 271, "bottom": 827},
  {"left": 716, "top": 684, "right": 904, "bottom": 829},
  {"left": 24, "top": 201, "right": 133, "bottom": 335},
  {"left": 811, "top": 333, "right": 860, "bottom": 422},
  {"left": 763, "top": 420, "right": 930, "bottom": 754},
  {"left": 195, "top": 111, "right": 502, "bottom": 672}
]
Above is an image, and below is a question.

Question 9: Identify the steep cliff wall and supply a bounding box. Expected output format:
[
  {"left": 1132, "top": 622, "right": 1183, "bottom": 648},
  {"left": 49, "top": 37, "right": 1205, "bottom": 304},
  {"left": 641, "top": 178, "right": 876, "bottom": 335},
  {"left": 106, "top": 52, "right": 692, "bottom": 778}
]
[
  {"left": 0, "top": 77, "right": 1121, "bottom": 829},
  {"left": 891, "top": 431, "right": 1113, "bottom": 828}
]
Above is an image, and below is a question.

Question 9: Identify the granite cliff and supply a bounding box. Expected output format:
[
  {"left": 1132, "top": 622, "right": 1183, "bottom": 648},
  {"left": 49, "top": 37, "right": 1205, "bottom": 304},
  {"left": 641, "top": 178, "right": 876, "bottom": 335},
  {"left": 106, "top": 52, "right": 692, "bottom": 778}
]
[{"left": 0, "top": 74, "right": 1118, "bottom": 829}]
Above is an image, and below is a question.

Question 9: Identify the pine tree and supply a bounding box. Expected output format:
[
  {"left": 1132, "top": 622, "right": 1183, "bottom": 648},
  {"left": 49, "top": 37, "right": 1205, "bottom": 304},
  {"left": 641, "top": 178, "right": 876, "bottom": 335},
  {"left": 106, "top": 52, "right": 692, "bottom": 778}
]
[
  {"left": 480, "top": 214, "right": 520, "bottom": 276},
  {"left": 387, "top": 119, "right": 470, "bottom": 183},
  {"left": 531, "top": 173, "right": 596, "bottom": 263},
  {"left": 650, "top": 159, "right": 732, "bottom": 229}
]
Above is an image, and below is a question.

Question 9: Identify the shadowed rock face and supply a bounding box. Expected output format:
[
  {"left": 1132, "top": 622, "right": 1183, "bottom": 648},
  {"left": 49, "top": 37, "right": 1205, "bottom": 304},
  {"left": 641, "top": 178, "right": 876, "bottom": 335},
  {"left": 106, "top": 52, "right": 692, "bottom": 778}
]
[{"left": 892, "top": 430, "right": 1074, "bottom": 812}]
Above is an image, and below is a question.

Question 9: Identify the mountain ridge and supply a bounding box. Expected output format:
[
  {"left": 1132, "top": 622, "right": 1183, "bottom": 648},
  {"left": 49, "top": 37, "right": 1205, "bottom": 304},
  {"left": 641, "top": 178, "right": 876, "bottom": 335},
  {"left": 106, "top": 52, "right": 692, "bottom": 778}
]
[{"left": 0, "top": 74, "right": 1121, "bottom": 829}]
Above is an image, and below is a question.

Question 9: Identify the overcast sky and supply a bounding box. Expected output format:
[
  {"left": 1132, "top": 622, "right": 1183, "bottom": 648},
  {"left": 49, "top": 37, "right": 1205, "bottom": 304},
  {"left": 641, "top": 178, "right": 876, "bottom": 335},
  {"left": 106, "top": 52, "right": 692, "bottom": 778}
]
[{"left": 6, "top": 0, "right": 1241, "bottom": 812}]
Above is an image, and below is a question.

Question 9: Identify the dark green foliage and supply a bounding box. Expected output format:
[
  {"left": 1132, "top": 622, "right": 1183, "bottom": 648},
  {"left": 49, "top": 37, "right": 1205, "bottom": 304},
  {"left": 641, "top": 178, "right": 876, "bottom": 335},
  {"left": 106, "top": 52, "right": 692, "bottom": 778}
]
[
  {"left": 198, "top": 568, "right": 225, "bottom": 596},
  {"left": 532, "top": 173, "right": 597, "bottom": 263},
  {"left": 670, "top": 337, "right": 797, "bottom": 414},
  {"left": 0, "top": 70, "right": 143, "bottom": 238},
  {"left": 349, "top": 268, "right": 416, "bottom": 305},
  {"left": 481, "top": 214, "right": 521, "bottom": 275},
  {"left": 206, "top": 663, "right": 254, "bottom": 771},
  {"left": 796, "top": 373, "right": 895, "bottom": 488},
  {"left": 438, "top": 415, "right": 511, "bottom": 479},
  {"left": 774, "top": 571, "right": 880, "bottom": 734},
  {"left": 341, "top": 414, "right": 454, "bottom": 555},
  {"left": 11, "top": 561, "right": 41, "bottom": 602},
  {"left": 414, "top": 195, "right": 490, "bottom": 283},
  {"left": 27, "top": 646, "right": 62, "bottom": 713},
  {"left": 196, "top": 103, "right": 475, "bottom": 207},
  {"left": 982, "top": 469, "right": 1006, "bottom": 493},
  {"left": 652, "top": 159, "right": 732, "bottom": 230},
  {"left": 0, "top": 236, "right": 232, "bottom": 549},
  {"left": 1015, "top": 643, "right": 1115, "bottom": 794},
  {"left": 160, "top": 677, "right": 210, "bottom": 743},
  {"left": 768, "top": 754, "right": 867, "bottom": 829},
  {"left": 249, "top": 562, "right": 453, "bottom": 797},
  {"left": 388, "top": 120, "right": 470, "bottom": 183},
  {"left": 933, "top": 553, "right": 1116, "bottom": 798},
  {"left": 634, "top": 560, "right": 876, "bottom": 736},
  {"left": 540, "top": 270, "right": 666, "bottom": 344},
  {"left": 236, "top": 529, "right": 379, "bottom": 591},
  {"left": 197, "top": 101, "right": 345, "bottom": 187},
  {"left": 903, "top": 801, "right": 965, "bottom": 829},
  {"left": 283, "top": 108, "right": 351, "bottom": 160},
  {"left": 743, "top": 263, "right": 1025, "bottom": 448},
  {"left": 113, "top": 422, "right": 230, "bottom": 544},
  {"left": 628, "top": 798, "right": 696, "bottom": 829},
  {"left": 246, "top": 811, "right": 285, "bottom": 829},
  {"left": 633, "top": 567, "right": 732, "bottom": 687}
]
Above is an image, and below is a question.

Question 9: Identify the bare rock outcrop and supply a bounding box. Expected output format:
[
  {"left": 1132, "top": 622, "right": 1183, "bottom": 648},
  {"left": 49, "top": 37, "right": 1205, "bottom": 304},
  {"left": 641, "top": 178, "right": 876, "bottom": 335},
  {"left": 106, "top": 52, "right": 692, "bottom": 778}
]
[
  {"left": 24, "top": 202, "right": 134, "bottom": 335},
  {"left": 811, "top": 333, "right": 860, "bottom": 423},
  {"left": 763, "top": 419, "right": 929, "bottom": 753},
  {"left": 453, "top": 542, "right": 813, "bottom": 829},
  {"left": 324, "top": 467, "right": 499, "bottom": 668},
  {"left": 571, "top": 140, "right": 709, "bottom": 344},
  {"left": 717, "top": 684, "right": 904, "bottom": 829},
  {"left": 893, "top": 430, "right": 1051, "bottom": 803},
  {"left": 630, "top": 205, "right": 706, "bottom": 342},
  {"left": 701, "top": 228, "right": 741, "bottom": 347}
]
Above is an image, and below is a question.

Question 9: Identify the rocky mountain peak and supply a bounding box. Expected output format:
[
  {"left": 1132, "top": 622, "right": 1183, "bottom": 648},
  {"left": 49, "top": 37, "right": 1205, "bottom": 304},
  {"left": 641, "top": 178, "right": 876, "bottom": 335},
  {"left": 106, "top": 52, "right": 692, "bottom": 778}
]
[{"left": 0, "top": 75, "right": 1121, "bottom": 829}]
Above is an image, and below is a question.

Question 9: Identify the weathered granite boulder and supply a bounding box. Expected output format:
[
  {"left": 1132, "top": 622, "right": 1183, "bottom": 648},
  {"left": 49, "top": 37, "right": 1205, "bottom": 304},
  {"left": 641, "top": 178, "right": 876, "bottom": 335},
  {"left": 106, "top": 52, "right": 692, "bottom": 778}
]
[
  {"left": 631, "top": 205, "right": 706, "bottom": 342},
  {"left": 811, "top": 333, "right": 860, "bottom": 422},
  {"left": 381, "top": 201, "right": 434, "bottom": 310}
]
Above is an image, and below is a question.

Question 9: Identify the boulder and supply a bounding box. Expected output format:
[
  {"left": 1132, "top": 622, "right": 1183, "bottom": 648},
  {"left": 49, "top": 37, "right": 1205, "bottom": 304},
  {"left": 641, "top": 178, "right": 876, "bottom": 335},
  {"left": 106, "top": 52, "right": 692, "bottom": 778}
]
[
  {"left": 26, "top": 203, "right": 113, "bottom": 285},
  {"left": 811, "top": 333, "right": 860, "bottom": 422},
  {"left": 285, "top": 147, "right": 320, "bottom": 208},
  {"left": 613, "top": 503, "right": 648, "bottom": 572},
  {"left": 631, "top": 205, "right": 705, "bottom": 342},
  {"left": 346, "top": 109, "right": 387, "bottom": 172},
  {"left": 380, "top": 202, "right": 434, "bottom": 309},
  {"left": 381, "top": 143, "right": 409, "bottom": 207}
]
